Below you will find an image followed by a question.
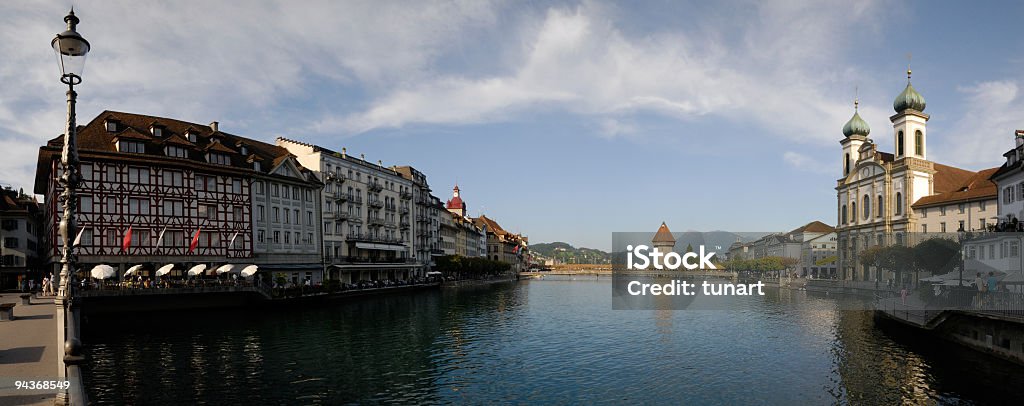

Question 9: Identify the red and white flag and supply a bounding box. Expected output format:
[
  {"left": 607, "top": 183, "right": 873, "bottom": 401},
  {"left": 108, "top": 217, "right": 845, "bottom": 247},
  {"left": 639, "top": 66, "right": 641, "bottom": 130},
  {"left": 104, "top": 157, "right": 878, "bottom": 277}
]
[
  {"left": 72, "top": 227, "right": 86, "bottom": 247},
  {"left": 227, "top": 231, "right": 239, "bottom": 249},
  {"left": 155, "top": 226, "right": 167, "bottom": 247},
  {"left": 122, "top": 226, "right": 133, "bottom": 252},
  {"left": 189, "top": 228, "right": 202, "bottom": 253}
]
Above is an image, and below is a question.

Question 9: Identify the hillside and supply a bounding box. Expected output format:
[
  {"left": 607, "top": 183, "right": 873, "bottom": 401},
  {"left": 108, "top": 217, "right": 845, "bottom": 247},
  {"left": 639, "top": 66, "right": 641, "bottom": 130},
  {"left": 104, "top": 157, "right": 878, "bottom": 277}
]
[{"left": 530, "top": 242, "right": 611, "bottom": 264}]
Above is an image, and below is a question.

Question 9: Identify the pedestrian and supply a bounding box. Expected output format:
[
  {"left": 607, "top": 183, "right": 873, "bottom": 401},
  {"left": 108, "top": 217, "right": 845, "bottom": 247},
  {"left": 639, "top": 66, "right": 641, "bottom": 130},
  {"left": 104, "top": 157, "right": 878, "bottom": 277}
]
[
  {"left": 987, "top": 272, "right": 998, "bottom": 306},
  {"left": 900, "top": 283, "right": 908, "bottom": 305},
  {"left": 974, "top": 272, "right": 985, "bottom": 308},
  {"left": 41, "top": 277, "right": 49, "bottom": 296}
]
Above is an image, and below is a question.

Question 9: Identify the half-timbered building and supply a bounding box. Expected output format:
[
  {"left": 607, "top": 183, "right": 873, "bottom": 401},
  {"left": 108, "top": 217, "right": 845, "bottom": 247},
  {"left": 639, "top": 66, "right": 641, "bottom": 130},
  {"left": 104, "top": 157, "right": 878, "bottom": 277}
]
[{"left": 34, "top": 111, "right": 322, "bottom": 282}]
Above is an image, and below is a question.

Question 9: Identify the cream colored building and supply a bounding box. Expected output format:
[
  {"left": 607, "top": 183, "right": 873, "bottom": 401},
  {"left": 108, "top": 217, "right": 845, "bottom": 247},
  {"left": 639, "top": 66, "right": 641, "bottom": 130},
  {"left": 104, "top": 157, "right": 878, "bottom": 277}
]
[{"left": 836, "top": 70, "right": 998, "bottom": 282}]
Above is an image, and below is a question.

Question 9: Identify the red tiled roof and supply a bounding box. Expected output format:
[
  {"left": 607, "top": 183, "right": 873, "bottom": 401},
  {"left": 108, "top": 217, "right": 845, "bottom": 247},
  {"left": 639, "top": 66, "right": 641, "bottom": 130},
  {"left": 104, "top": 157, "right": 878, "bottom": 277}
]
[
  {"left": 912, "top": 167, "right": 999, "bottom": 208},
  {"left": 652, "top": 222, "right": 675, "bottom": 243},
  {"left": 790, "top": 220, "right": 834, "bottom": 234}
]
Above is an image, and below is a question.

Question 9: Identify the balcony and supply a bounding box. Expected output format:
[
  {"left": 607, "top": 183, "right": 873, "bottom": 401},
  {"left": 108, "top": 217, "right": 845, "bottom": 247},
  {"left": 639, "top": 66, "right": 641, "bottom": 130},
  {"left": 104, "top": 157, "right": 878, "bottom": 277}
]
[
  {"left": 324, "top": 172, "right": 346, "bottom": 184},
  {"left": 335, "top": 211, "right": 350, "bottom": 221},
  {"left": 385, "top": 204, "right": 396, "bottom": 212},
  {"left": 336, "top": 192, "right": 349, "bottom": 202},
  {"left": 368, "top": 181, "right": 383, "bottom": 192},
  {"left": 368, "top": 217, "right": 385, "bottom": 226},
  {"left": 336, "top": 256, "right": 416, "bottom": 264},
  {"left": 368, "top": 198, "right": 384, "bottom": 208},
  {"left": 400, "top": 190, "right": 413, "bottom": 200},
  {"left": 350, "top": 195, "right": 363, "bottom": 205},
  {"left": 400, "top": 221, "right": 410, "bottom": 230},
  {"left": 416, "top": 215, "right": 430, "bottom": 223},
  {"left": 384, "top": 220, "right": 397, "bottom": 228},
  {"left": 400, "top": 207, "right": 409, "bottom": 215}
]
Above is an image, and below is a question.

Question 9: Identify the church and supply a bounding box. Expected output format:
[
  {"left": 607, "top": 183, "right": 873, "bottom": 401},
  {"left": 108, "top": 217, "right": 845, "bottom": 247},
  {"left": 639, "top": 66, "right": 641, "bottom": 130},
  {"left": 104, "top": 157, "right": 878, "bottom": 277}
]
[{"left": 835, "top": 70, "right": 998, "bottom": 282}]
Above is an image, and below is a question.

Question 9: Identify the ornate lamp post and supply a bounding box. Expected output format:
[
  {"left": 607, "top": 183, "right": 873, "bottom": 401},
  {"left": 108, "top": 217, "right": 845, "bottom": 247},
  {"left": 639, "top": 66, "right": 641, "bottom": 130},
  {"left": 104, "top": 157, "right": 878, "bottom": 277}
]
[
  {"left": 52, "top": 8, "right": 89, "bottom": 406},
  {"left": 958, "top": 226, "right": 966, "bottom": 288}
]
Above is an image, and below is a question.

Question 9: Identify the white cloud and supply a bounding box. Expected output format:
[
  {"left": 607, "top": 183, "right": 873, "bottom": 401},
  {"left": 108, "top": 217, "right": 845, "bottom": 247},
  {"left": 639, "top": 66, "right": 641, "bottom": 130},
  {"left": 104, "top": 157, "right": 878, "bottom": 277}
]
[
  {"left": 783, "top": 151, "right": 831, "bottom": 174},
  {"left": 935, "top": 80, "right": 1023, "bottom": 168},
  {"left": 337, "top": 2, "right": 884, "bottom": 142}
]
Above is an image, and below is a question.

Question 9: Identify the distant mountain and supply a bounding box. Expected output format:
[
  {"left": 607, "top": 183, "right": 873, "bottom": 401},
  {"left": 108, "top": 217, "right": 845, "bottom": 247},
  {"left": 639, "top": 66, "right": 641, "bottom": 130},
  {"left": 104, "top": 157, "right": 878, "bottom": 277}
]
[{"left": 530, "top": 242, "right": 611, "bottom": 264}]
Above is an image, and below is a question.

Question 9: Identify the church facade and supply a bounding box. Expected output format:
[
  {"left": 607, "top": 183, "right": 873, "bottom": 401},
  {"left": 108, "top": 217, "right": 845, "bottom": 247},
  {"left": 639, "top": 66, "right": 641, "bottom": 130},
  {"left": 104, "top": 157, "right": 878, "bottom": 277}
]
[{"left": 835, "top": 70, "right": 997, "bottom": 282}]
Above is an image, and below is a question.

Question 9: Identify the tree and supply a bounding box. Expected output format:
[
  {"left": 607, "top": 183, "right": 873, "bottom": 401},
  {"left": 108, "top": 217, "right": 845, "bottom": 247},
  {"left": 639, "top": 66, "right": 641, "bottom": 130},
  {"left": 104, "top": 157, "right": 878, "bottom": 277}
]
[{"left": 913, "top": 237, "right": 960, "bottom": 282}]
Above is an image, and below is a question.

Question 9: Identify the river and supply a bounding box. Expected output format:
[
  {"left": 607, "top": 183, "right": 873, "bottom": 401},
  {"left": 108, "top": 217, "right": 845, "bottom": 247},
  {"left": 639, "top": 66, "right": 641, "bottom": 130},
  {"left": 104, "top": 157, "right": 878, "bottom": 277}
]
[{"left": 82, "top": 277, "right": 1024, "bottom": 404}]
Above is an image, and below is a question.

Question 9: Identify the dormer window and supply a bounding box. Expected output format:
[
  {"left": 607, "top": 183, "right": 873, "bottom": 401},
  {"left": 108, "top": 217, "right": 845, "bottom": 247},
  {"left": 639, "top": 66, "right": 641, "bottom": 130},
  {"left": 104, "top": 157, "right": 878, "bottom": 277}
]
[
  {"left": 208, "top": 152, "right": 230, "bottom": 165},
  {"left": 254, "top": 161, "right": 261, "bottom": 171},
  {"left": 151, "top": 126, "right": 164, "bottom": 137},
  {"left": 117, "top": 140, "right": 145, "bottom": 153},
  {"left": 105, "top": 120, "right": 118, "bottom": 132},
  {"left": 240, "top": 145, "right": 248, "bottom": 155},
  {"left": 185, "top": 129, "right": 198, "bottom": 143},
  {"left": 166, "top": 145, "right": 188, "bottom": 158}
]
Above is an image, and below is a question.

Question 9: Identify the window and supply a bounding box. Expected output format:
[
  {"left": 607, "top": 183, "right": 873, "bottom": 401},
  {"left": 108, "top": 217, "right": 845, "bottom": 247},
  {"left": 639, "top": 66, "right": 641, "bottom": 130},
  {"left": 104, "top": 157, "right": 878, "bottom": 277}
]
[
  {"left": 152, "top": 127, "right": 163, "bottom": 137},
  {"left": 1019, "top": 183, "right": 1024, "bottom": 200},
  {"left": 895, "top": 192, "right": 903, "bottom": 215},
  {"left": 897, "top": 131, "right": 905, "bottom": 156},
  {"left": 118, "top": 140, "right": 145, "bottom": 153},
  {"left": 105, "top": 120, "right": 117, "bottom": 132},
  {"left": 129, "top": 230, "right": 150, "bottom": 248},
  {"left": 862, "top": 195, "right": 870, "bottom": 219},
  {"left": 841, "top": 205, "right": 848, "bottom": 224},
  {"left": 208, "top": 153, "right": 230, "bottom": 165},
  {"left": 940, "top": 206, "right": 946, "bottom": 216},
  {"left": 233, "top": 206, "right": 243, "bottom": 221},
  {"left": 958, "top": 203, "right": 965, "bottom": 214},
  {"left": 128, "top": 198, "right": 150, "bottom": 215},
  {"left": 283, "top": 186, "right": 290, "bottom": 199},
  {"left": 914, "top": 130, "right": 923, "bottom": 156},
  {"left": 958, "top": 220, "right": 964, "bottom": 231},
  {"left": 293, "top": 209, "right": 299, "bottom": 224},
  {"left": 273, "top": 231, "right": 281, "bottom": 244},
  {"left": 80, "top": 196, "right": 93, "bottom": 212},
  {"left": 273, "top": 207, "right": 280, "bottom": 223},
  {"left": 876, "top": 195, "right": 883, "bottom": 218},
  {"left": 258, "top": 230, "right": 265, "bottom": 243},
  {"left": 186, "top": 131, "right": 197, "bottom": 143},
  {"left": 128, "top": 167, "right": 150, "bottom": 183},
  {"left": 198, "top": 204, "right": 218, "bottom": 221},
  {"left": 307, "top": 211, "right": 313, "bottom": 226},
  {"left": 283, "top": 208, "right": 290, "bottom": 224},
  {"left": 273, "top": 184, "right": 280, "bottom": 197},
  {"left": 980, "top": 219, "right": 987, "bottom": 230},
  {"left": 968, "top": 245, "right": 977, "bottom": 259},
  {"left": 106, "top": 197, "right": 118, "bottom": 214},
  {"left": 1012, "top": 241, "right": 1020, "bottom": 258},
  {"left": 980, "top": 201, "right": 986, "bottom": 211},
  {"left": 162, "top": 170, "right": 183, "bottom": 187},
  {"left": 922, "top": 208, "right": 927, "bottom": 218},
  {"left": 255, "top": 181, "right": 264, "bottom": 194},
  {"left": 307, "top": 233, "right": 313, "bottom": 245},
  {"left": 3, "top": 238, "right": 17, "bottom": 248},
  {"left": 232, "top": 180, "right": 242, "bottom": 194},
  {"left": 292, "top": 186, "right": 299, "bottom": 200},
  {"left": 162, "top": 200, "right": 184, "bottom": 216},
  {"left": 257, "top": 205, "right": 265, "bottom": 221},
  {"left": 81, "top": 165, "right": 93, "bottom": 181},
  {"left": 165, "top": 146, "right": 188, "bottom": 158},
  {"left": 922, "top": 224, "right": 927, "bottom": 233},
  {"left": 294, "top": 232, "right": 300, "bottom": 245},
  {"left": 851, "top": 202, "right": 857, "bottom": 222},
  {"left": 195, "top": 175, "right": 216, "bottom": 192},
  {"left": 940, "top": 222, "right": 946, "bottom": 233},
  {"left": 324, "top": 222, "right": 332, "bottom": 235}
]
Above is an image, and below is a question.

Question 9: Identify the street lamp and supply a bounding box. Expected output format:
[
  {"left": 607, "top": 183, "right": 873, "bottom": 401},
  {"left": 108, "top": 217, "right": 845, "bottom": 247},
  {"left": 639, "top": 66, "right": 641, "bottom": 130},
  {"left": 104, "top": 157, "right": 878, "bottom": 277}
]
[
  {"left": 958, "top": 225, "right": 966, "bottom": 287},
  {"left": 52, "top": 8, "right": 89, "bottom": 406}
]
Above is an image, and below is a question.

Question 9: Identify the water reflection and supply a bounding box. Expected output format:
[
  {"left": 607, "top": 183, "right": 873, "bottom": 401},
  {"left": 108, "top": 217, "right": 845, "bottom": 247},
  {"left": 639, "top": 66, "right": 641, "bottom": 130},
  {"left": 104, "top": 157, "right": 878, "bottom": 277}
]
[{"left": 82, "top": 278, "right": 1024, "bottom": 404}]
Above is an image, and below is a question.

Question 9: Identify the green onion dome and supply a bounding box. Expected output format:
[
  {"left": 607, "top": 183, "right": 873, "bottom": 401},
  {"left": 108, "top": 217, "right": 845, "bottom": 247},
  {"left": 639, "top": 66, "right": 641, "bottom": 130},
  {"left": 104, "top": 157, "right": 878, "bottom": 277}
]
[
  {"left": 842, "top": 109, "right": 870, "bottom": 137},
  {"left": 893, "top": 70, "right": 926, "bottom": 112}
]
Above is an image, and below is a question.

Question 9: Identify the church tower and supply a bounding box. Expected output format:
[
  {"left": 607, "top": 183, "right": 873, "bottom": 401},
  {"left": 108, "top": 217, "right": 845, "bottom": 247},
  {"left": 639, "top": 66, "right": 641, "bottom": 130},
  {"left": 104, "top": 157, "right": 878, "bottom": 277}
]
[
  {"left": 891, "top": 69, "right": 928, "bottom": 160},
  {"left": 446, "top": 184, "right": 467, "bottom": 217},
  {"left": 840, "top": 98, "right": 870, "bottom": 177}
]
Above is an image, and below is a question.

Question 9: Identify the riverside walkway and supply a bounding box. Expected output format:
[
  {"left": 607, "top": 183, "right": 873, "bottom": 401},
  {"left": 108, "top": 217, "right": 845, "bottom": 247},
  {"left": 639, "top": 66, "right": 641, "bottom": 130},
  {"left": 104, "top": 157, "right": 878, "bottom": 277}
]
[{"left": 0, "top": 293, "right": 58, "bottom": 406}]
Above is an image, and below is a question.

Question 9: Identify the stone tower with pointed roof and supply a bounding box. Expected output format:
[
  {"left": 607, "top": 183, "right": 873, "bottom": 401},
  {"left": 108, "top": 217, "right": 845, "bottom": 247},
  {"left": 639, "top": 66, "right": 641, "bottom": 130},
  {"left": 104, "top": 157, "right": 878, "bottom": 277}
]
[{"left": 652, "top": 222, "right": 676, "bottom": 254}]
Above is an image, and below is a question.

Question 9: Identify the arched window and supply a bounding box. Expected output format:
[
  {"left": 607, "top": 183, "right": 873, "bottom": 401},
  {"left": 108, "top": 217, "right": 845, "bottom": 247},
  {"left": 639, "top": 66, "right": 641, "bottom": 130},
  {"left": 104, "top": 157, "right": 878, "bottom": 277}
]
[
  {"left": 895, "top": 192, "right": 903, "bottom": 215},
  {"left": 877, "top": 194, "right": 883, "bottom": 217},
  {"left": 915, "top": 130, "right": 923, "bottom": 156},
  {"left": 862, "top": 194, "right": 870, "bottom": 219},
  {"left": 897, "top": 131, "right": 905, "bottom": 156},
  {"left": 851, "top": 202, "right": 857, "bottom": 223},
  {"left": 842, "top": 205, "right": 848, "bottom": 224},
  {"left": 844, "top": 153, "right": 850, "bottom": 175}
]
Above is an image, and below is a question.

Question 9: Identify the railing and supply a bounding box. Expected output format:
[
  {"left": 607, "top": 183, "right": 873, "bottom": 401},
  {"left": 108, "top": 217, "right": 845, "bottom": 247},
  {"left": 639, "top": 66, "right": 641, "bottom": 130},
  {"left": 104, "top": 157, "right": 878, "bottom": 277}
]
[
  {"left": 346, "top": 233, "right": 405, "bottom": 245},
  {"left": 368, "top": 217, "right": 385, "bottom": 226},
  {"left": 400, "top": 221, "right": 410, "bottom": 229},
  {"left": 336, "top": 192, "right": 349, "bottom": 202},
  {"left": 350, "top": 195, "right": 363, "bottom": 205},
  {"left": 368, "top": 198, "right": 384, "bottom": 208},
  {"left": 385, "top": 204, "right": 396, "bottom": 212},
  {"left": 400, "top": 207, "right": 409, "bottom": 215},
  {"left": 335, "top": 211, "right": 350, "bottom": 220},
  {"left": 416, "top": 215, "right": 430, "bottom": 223},
  {"left": 368, "top": 182, "right": 383, "bottom": 192},
  {"left": 874, "top": 287, "right": 1024, "bottom": 326},
  {"left": 336, "top": 256, "right": 417, "bottom": 264},
  {"left": 400, "top": 191, "right": 413, "bottom": 200}
]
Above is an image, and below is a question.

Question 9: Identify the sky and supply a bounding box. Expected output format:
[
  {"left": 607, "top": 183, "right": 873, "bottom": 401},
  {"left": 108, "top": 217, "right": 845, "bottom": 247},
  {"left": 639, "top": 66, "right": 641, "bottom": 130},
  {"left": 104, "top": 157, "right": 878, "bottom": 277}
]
[{"left": 3, "top": 1, "right": 1024, "bottom": 251}]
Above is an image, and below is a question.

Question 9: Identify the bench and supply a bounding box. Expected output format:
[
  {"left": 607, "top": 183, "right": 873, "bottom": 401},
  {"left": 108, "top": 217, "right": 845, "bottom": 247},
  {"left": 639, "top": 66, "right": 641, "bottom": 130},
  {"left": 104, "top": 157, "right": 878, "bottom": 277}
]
[
  {"left": 0, "top": 303, "right": 15, "bottom": 321},
  {"left": 19, "top": 294, "right": 31, "bottom": 305}
]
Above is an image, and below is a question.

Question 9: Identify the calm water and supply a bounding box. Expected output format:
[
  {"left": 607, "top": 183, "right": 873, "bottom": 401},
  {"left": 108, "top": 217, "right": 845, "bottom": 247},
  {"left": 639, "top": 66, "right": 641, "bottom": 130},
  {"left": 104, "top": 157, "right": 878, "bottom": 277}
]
[{"left": 82, "top": 277, "right": 1024, "bottom": 404}]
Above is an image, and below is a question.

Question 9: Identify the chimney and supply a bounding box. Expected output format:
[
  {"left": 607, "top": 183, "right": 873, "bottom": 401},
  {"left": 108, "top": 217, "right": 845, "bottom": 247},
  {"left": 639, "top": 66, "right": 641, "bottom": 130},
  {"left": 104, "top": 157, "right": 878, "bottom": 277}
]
[
  {"left": 209, "top": 121, "right": 219, "bottom": 132},
  {"left": 341, "top": 147, "right": 347, "bottom": 158},
  {"left": 1016, "top": 130, "right": 1024, "bottom": 148}
]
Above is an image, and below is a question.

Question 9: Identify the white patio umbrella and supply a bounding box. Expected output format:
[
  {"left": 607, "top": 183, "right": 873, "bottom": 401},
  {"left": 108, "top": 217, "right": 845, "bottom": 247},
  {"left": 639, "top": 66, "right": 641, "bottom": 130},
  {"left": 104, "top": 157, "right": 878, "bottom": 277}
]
[
  {"left": 156, "top": 263, "right": 175, "bottom": 277},
  {"left": 216, "top": 264, "right": 236, "bottom": 275},
  {"left": 91, "top": 264, "right": 115, "bottom": 280},
  {"left": 240, "top": 265, "right": 258, "bottom": 277},
  {"left": 187, "top": 264, "right": 207, "bottom": 276},
  {"left": 124, "top": 264, "right": 143, "bottom": 277}
]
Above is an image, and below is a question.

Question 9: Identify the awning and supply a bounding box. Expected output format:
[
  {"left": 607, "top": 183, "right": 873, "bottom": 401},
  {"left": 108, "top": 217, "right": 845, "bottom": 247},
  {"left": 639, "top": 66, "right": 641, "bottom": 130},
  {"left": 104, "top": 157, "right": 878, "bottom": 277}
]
[
  {"left": 258, "top": 263, "right": 322, "bottom": 271},
  {"left": 355, "top": 242, "right": 406, "bottom": 251}
]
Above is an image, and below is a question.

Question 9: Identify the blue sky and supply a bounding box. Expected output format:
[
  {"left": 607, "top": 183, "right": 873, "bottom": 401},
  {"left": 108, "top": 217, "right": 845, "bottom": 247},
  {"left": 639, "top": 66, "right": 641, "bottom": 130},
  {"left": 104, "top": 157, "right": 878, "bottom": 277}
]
[{"left": 3, "top": 1, "right": 1024, "bottom": 251}]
